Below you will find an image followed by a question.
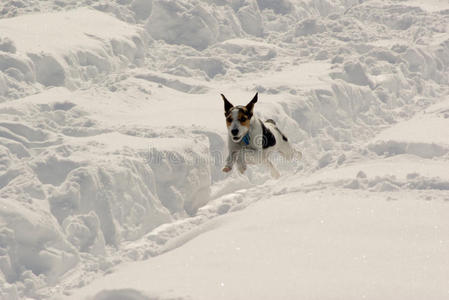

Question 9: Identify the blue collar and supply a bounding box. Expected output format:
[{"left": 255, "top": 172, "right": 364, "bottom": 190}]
[{"left": 241, "top": 132, "right": 250, "bottom": 145}]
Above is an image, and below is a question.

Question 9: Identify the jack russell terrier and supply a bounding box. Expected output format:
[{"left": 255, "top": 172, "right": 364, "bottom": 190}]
[{"left": 221, "top": 93, "right": 301, "bottom": 178}]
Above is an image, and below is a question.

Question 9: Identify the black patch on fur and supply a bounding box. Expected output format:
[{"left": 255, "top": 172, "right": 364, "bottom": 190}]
[
  {"left": 235, "top": 105, "right": 252, "bottom": 118},
  {"left": 246, "top": 93, "right": 258, "bottom": 114},
  {"left": 260, "top": 120, "right": 276, "bottom": 149},
  {"left": 221, "top": 94, "right": 233, "bottom": 115},
  {"left": 266, "top": 119, "right": 288, "bottom": 142},
  {"left": 276, "top": 128, "right": 288, "bottom": 142}
]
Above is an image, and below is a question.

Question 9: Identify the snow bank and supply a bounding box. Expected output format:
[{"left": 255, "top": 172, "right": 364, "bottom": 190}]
[
  {"left": 145, "top": 0, "right": 241, "bottom": 50},
  {"left": 0, "top": 85, "right": 217, "bottom": 297},
  {"left": 368, "top": 99, "right": 449, "bottom": 158},
  {"left": 0, "top": 189, "right": 79, "bottom": 285},
  {"left": 0, "top": 8, "right": 146, "bottom": 100}
]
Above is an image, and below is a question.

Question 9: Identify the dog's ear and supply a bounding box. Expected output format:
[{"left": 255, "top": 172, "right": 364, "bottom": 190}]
[
  {"left": 221, "top": 94, "right": 233, "bottom": 114},
  {"left": 245, "top": 92, "right": 258, "bottom": 115}
]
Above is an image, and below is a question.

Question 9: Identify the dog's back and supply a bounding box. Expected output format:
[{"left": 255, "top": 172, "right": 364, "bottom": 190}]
[{"left": 265, "top": 119, "right": 288, "bottom": 142}]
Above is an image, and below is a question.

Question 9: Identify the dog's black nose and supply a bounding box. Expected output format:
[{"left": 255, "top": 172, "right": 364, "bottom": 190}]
[{"left": 231, "top": 129, "right": 239, "bottom": 136}]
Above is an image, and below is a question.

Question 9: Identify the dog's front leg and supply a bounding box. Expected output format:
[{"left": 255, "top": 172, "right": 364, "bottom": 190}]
[
  {"left": 236, "top": 150, "right": 247, "bottom": 174},
  {"left": 223, "top": 150, "right": 238, "bottom": 172}
]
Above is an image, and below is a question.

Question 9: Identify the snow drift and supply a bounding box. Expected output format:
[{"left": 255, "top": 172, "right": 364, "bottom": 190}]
[{"left": 1, "top": 0, "right": 449, "bottom": 299}]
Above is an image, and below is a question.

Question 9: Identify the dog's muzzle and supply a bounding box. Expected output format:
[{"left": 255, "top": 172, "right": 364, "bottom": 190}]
[{"left": 231, "top": 129, "right": 241, "bottom": 141}]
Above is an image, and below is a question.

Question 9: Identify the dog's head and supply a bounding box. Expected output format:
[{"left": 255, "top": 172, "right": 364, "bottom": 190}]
[{"left": 221, "top": 93, "right": 258, "bottom": 143}]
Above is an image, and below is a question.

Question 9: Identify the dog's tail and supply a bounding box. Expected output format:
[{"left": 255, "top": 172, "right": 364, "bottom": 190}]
[{"left": 266, "top": 119, "right": 288, "bottom": 142}]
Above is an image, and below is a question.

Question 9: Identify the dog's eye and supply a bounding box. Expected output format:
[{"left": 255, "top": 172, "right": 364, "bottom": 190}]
[
  {"left": 226, "top": 118, "right": 232, "bottom": 123},
  {"left": 239, "top": 117, "right": 247, "bottom": 122}
]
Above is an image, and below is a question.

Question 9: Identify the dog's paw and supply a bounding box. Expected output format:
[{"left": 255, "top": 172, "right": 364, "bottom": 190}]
[
  {"left": 237, "top": 165, "right": 247, "bottom": 174},
  {"left": 222, "top": 166, "right": 232, "bottom": 173}
]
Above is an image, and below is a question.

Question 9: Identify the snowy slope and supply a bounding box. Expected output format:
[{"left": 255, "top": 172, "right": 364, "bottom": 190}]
[
  {"left": 66, "top": 189, "right": 449, "bottom": 300},
  {"left": 0, "top": 0, "right": 449, "bottom": 299}
]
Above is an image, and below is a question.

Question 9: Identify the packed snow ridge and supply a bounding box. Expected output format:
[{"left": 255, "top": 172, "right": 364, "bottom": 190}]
[{"left": 0, "top": 0, "right": 448, "bottom": 299}]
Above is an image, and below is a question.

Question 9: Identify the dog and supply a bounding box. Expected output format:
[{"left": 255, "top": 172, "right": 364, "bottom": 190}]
[{"left": 221, "top": 92, "right": 301, "bottom": 178}]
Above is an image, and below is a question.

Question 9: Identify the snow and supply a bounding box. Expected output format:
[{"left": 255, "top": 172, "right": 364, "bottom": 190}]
[
  {"left": 0, "top": 8, "right": 146, "bottom": 95},
  {"left": 404, "top": 0, "right": 449, "bottom": 12},
  {"left": 0, "top": 8, "right": 139, "bottom": 54},
  {"left": 372, "top": 109, "right": 449, "bottom": 148},
  {"left": 66, "top": 189, "right": 449, "bottom": 300},
  {"left": 0, "top": 0, "right": 449, "bottom": 299}
]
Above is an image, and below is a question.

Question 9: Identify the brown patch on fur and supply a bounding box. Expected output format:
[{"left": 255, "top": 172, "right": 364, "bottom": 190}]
[
  {"left": 238, "top": 110, "right": 250, "bottom": 128},
  {"left": 225, "top": 112, "right": 233, "bottom": 128},
  {"left": 225, "top": 106, "right": 252, "bottom": 128}
]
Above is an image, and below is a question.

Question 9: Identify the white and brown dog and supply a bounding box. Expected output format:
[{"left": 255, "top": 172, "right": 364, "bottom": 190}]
[{"left": 221, "top": 93, "right": 301, "bottom": 178}]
